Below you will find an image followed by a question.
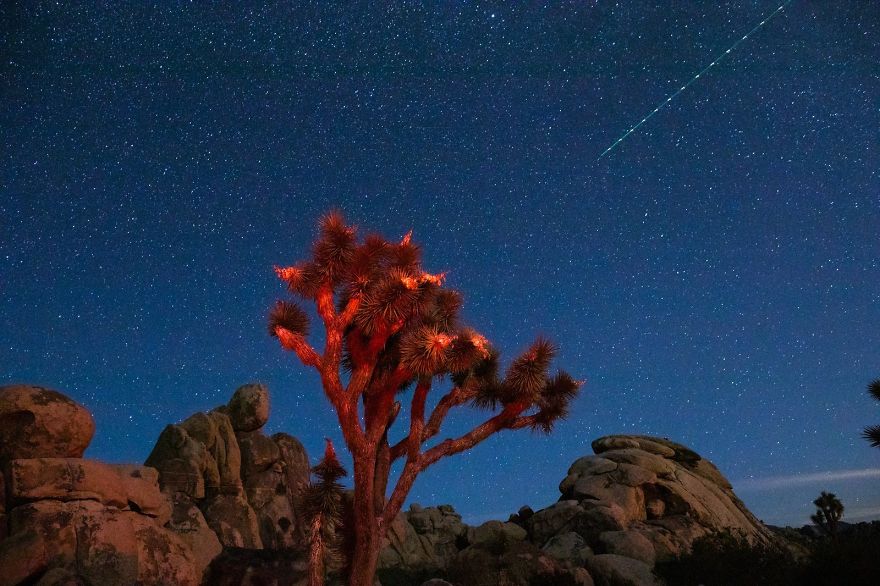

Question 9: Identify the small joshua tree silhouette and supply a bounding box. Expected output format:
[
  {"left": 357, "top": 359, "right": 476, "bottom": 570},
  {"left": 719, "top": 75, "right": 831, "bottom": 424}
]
[
  {"left": 302, "top": 439, "right": 347, "bottom": 586},
  {"left": 811, "top": 491, "right": 844, "bottom": 538},
  {"left": 861, "top": 379, "right": 880, "bottom": 448}
]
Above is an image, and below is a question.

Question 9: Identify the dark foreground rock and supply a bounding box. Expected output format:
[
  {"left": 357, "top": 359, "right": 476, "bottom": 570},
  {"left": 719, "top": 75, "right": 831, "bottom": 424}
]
[{"left": 203, "top": 547, "right": 309, "bottom": 586}]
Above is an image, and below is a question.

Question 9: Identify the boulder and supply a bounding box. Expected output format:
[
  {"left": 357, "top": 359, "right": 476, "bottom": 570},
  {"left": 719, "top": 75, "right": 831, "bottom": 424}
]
[
  {"left": 238, "top": 430, "right": 299, "bottom": 549},
  {"left": 182, "top": 410, "right": 241, "bottom": 494},
  {"left": 448, "top": 540, "right": 593, "bottom": 586},
  {"left": 114, "top": 464, "right": 172, "bottom": 522},
  {"left": 129, "top": 512, "right": 200, "bottom": 585},
  {"left": 272, "top": 433, "right": 310, "bottom": 499},
  {"left": 272, "top": 432, "right": 310, "bottom": 542},
  {"left": 6, "top": 459, "right": 170, "bottom": 524},
  {"left": 200, "top": 492, "right": 263, "bottom": 549},
  {"left": 407, "top": 503, "right": 468, "bottom": 560},
  {"left": 527, "top": 500, "right": 584, "bottom": 545},
  {"left": 542, "top": 531, "right": 593, "bottom": 566},
  {"left": 228, "top": 383, "right": 270, "bottom": 432},
  {"left": 0, "top": 385, "right": 94, "bottom": 463},
  {"left": 598, "top": 531, "right": 655, "bottom": 566},
  {"left": 167, "top": 493, "right": 222, "bottom": 578},
  {"left": 253, "top": 492, "right": 298, "bottom": 550},
  {"left": 592, "top": 437, "right": 675, "bottom": 458},
  {"left": 2, "top": 499, "right": 198, "bottom": 586},
  {"left": 238, "top": 430, "right": 281, "bottom": 481},
  {"left": 540, "top": 435, "right": 779, "bottom": 585},
  {"left": 586, "top": 554, "right": 659, "bottom": 586},
  {"left": 145, "top": 424, "right": 210, "bottom": 499},
  {"left": 379, "top": 512, "right": 445, "bottom": 583},
  {"left": 467, "top": 520, "right": 527, "bottom": 552},
  {"left": 0, "top": 522, "right": 71, "bottom": 585}
]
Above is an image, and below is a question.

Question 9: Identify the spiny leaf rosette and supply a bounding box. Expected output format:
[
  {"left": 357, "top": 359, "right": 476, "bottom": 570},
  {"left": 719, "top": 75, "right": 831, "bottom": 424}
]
[
  {"left": 861, "top": 379, "right": 880, "bottom": 448},
  {"left": 269, "top": 211, "right": 582, "bottom": 585}
]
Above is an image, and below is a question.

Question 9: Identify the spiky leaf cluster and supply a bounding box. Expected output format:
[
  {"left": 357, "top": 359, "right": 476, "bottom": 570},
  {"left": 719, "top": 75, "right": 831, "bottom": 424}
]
[
  {"left": 268, "top": 300, "right": 310, "bottom": 337},
  {"left": 863, "top": 379, "right": 880, "bottom": 448},
  {"left": 458, "top": 339, "right": 581, "bottom": 432}
]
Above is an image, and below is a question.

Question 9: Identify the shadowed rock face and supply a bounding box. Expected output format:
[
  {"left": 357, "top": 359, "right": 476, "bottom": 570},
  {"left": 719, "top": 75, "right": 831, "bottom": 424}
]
[{"left": 0, "top": 460, "right": 199, "bottom": 586}]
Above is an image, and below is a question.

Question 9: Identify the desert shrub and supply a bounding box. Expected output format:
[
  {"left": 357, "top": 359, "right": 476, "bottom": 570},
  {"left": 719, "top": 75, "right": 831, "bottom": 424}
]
[
  {"left": 657, "top": 524, "right": 880, "bottom": 586},
  {"left": 654, "top": 531, "right": 800, "bottom": 586},
  {"left": 799, "top": 524, "right": 880, "bottom": 586}
]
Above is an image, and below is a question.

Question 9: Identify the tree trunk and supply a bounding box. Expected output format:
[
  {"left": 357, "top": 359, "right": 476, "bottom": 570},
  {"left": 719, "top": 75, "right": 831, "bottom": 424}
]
[
  {"left": 348, "top": 532, "right": 381, "bottom": 586},
  {"left": 308, "top": 516, "right": 325, "bottom": 586},
  {"left": 349, "top": 451, "right": 382, "bottom": 586}
]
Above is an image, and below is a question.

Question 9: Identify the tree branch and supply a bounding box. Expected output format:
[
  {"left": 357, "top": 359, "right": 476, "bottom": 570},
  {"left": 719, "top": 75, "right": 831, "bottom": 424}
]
[
  {"left": 420, "top": 401, "right": 528, "bottom": 469},
  {"left": 421, "top": 386, "right": 470, "bottom": 443},
  {"left": 407, "top": 378, "right": 432, "bottom": 459},
  {"left": 275, "top": 327, "right": 321, "bottom": 369},
  {"left": 383, "top": 401, "right": 529, "bottom": 526}
]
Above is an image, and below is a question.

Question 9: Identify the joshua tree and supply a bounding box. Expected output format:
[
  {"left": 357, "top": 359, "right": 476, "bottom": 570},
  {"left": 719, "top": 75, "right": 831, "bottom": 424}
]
[
  {"left": 302, "top": 439, "right": 348, "bottom": 586},
  {"left": 269, "top": 211, "right": 581, "bottom": 585},
  {"left": 811, "top": 491, "right": 844, "bottom": 538},
  {"left": 861, "top": 379, "right": 880, "bottom": 448}
]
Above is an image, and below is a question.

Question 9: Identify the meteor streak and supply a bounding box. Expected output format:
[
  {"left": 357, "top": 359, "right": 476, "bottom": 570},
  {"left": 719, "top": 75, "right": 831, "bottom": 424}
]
[{"left": 598, "top": 0, "right": 795, "bottom": 160}]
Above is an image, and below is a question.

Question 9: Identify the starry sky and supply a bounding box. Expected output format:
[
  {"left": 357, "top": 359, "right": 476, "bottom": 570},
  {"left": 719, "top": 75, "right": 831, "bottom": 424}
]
[{"left": 2, "top": 1, "right": 879, "bottom": 527}]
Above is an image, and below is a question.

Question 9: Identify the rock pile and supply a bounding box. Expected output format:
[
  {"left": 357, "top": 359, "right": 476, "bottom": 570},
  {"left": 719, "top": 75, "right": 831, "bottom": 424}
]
[
  {"left": 145, "top": 383, "right": 310, "bottom": 558},
  {"left": 0, "top": 385, "right": 198, "bottom": 586},
  {"left": 378, "top": 435, "right": 779, "bottom": 586},
  {"left": 379, "top": 504, "right": 592, "bottom": 586},
  {"left": 0, "top": 383, "right": 311, "bottom": 586},
  {"left": 529, "top": 435, "right": 777, "bottom": 585}
]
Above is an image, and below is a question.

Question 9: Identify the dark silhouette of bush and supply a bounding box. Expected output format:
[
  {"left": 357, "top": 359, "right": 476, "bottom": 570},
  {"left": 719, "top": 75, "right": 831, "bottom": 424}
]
[
  {"left": 657, "top": 523, "right": 880, "bottom": 586},
  {"left": 799, "top": 522, "right": 880, "bottom": 586},
  {"left": 654, "top": 530, "right": 800, "bottom": 586}
]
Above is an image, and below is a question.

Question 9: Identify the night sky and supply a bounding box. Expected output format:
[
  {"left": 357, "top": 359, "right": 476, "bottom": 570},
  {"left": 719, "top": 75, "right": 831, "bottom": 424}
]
[{"left": 3, "top": 1, "right": 879, "bottom": 527}]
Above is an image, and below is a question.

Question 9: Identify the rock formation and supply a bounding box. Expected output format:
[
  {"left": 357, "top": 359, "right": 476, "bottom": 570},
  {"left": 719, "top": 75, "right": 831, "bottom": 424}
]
[
  {"left": 0, "top": 385, "right": 198, "bottom": 586},
  {"left": 0, "top": 382, "right": 783, "bottom": 586},
  {"left": 377, "top": 435, "right": 780, "bottom": 586},
  {"left": 0, "top": 385, "right": 95, "bottom": 463},
  {"left": 145, "top": 382, "right": 310, "bottom": 554},
  {"left": 543, "top": 434, "right": 779, "bottom": 582}
]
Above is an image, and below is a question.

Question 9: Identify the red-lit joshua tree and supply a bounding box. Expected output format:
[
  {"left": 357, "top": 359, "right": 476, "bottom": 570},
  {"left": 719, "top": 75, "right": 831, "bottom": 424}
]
[{"left": 269, "top": 212, "right": 582, "bottom": 585}]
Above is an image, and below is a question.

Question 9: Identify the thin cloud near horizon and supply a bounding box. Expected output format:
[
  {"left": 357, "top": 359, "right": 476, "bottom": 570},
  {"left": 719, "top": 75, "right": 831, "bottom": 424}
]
[{"left": 734, "top": 468, "right": 880, "bottom": 491}]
